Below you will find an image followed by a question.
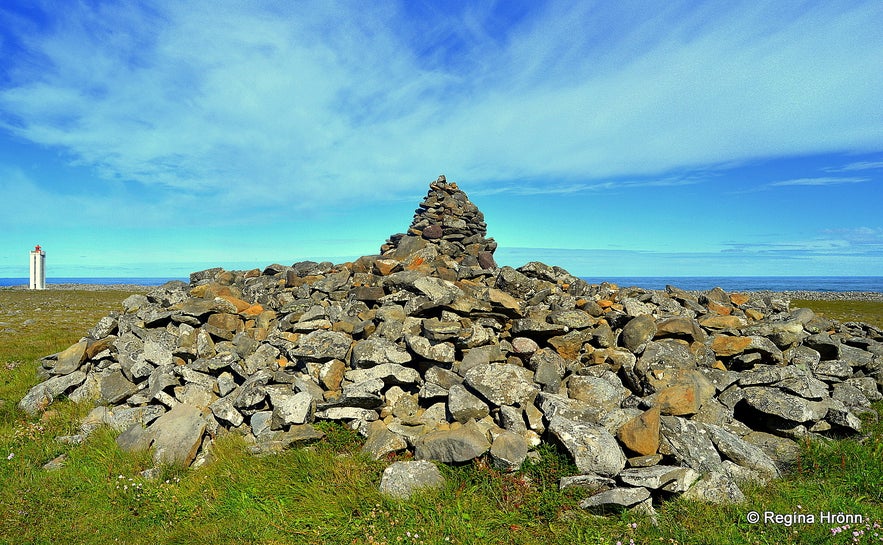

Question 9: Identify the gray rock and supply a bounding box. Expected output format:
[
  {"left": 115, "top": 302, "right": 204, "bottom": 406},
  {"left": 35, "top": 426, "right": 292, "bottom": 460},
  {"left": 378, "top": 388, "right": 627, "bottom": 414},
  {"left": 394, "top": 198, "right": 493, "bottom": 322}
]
[
  {"left": 251, "top": 411, "right": 273, "bottom": 437},
  {"left": 147, "top": 403, "right": 207, "bottom": 466},
  {"left": 315, "top": 407, "right": 379, "bottom": 421},
  {"left": 414, "top": 426, "right": 491, "bottom": 463},
  {"left": 702, "top": 423, "right": 780, "bottom": 480},
  {"left": 217, "top": 372, "right": 237, "bottom": 397},
  {"left": 812, "top": 359, "right": 853, "bottom": 381},
  {"left": 422, "top": 318, "right": 462, "bottom": 341},
  {"left": 825, "top": 401, "right": 863, "bottom": 432},
  {"left": 621, "top": 315, "right": 657, "bottom": 352},
  {"left": 548, "top": 309, "right": 594, "bottom": 330},
  {"left": 241, "top": 343, "right": 280, "bottom": 375},
  {"left": 528, "top": 349, "right": 567, "bottom": 388},
  {"left": 537, "top": 392, "right": 604, "bottom": 424},
  {"left": 559, "top": 474, "right": 616, "bottom": 491},
  {"left": 379, "top": 460, "right": 445, "bottom": 499},
  {"left": 345, "top": 363, "right": 422, "bottom": 386},
  {"left": 210, "top": 396, "right": 244, "bottom": 427},
  {"left": 579, "top": 487, "right": 651, "bottom": 510},
  {"left": 361, "top": 423, "right": 408, "bottom": 460},
  {"left": 659, "top": 416, "right": 722, "bottom": 473},
  {"left": 68, "top": 372, "right": 102, "bottom": 403},
  {"left": 18, "top": 370, "right": 88, "bottom": 415},
  {"left": 50, "top": 340, "right": 89, "bottom": 375},
  {"left": 845, "top": 377, "right": 883, "bottom": 401},
  {"left": 103, "top": 405, "right": 166, "bottom": 432},
  {"left": 116, "top": 423, "right": 154, "bottom": 454},
  {"left": 405, "top": 335, "right": 456, "bottom": 363},
  {"left": 100, "top": 371, "right": 140, "bottom": 404},
  {"left": 289, "top": 330, "right": 351, "bottom": 362},
  {"left": 143, "top": 339, "right": 174, "bottom": 366},
  {"left": 413, "top": 276, "right": 463, "bottom": 307},
  {"left": 489, "top": 430, "right": 529, "bottom": 471},
  {"left": 447, "top": 384, "right": 489, "bottom": 423},
  {"left": 352, "top": 337, "right": 412, "bottom": 368},
  {"left": 738, "top": 365, "right": 802, "bottom": 387},
  {"left": 775, "top": 374, "right": 829, "bottom": 400},
  {"left": 459, "top": 345, "right": 504, "bottom": 374},
  {"left": 681, "top": 471, "right": 745, "bottom": 504},
  {"left": 742, "top": 431, "right": 800, "bottom": 467},
  {"left": 567, "top": 375, "right": 627, "bottom": 411},
  {"left": 741, "top": 386, "right": 828, "bottom": 423},
  {"left": 425, "top": 366, "right": 463, "bottom": 389},
  {"left": 464, "top": 363, "right": 538, "bottom": 407},
  {"left": 249, "top": 424, "right": 325, "bottom": 455},
  {"left": 804, "top": 333, "right": 841, "bottom": 360},
  {"left": 267, "top": 387, "right": 315, "bottom": 427},
  {"left": 548, "top": 415, "right": 625, "bottom": 477},
  {"left": 618, "top": 465, "right": 697, "bottom": 490},
  {"left": 148, "top": 364, "right": 180, "bottom": 398},
  {"left": 831, "top": 382, "right": 871, "bottom": 409}
]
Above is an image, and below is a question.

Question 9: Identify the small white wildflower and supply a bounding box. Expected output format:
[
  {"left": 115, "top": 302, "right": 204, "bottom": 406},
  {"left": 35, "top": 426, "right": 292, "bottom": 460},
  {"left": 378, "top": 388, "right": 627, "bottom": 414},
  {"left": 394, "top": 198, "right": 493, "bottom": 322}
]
[{"left": 6, "top": 453, "right": 13, "bottom": 460}]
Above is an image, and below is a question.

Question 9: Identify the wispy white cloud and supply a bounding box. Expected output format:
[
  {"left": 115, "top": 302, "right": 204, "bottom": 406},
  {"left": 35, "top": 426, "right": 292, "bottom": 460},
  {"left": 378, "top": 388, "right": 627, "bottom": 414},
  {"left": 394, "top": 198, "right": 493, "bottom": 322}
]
[
  {"left": 720, "top": 228, "right": 883, "bottom": 259},
  {"left": 825, "top": 161, "right": 883, "bottom": 172},
  {"left": 0, "top": 0, "right": 881, "bottom": 215},
  {"left": 769, "top": 176, "right": 870, "bottom": 187}
]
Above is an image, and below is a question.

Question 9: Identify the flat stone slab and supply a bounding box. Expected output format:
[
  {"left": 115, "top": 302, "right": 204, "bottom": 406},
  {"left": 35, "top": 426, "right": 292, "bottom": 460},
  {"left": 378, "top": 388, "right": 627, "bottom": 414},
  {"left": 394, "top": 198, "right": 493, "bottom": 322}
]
[
  {"left": 148, "top": 403, "right": 207, "bottom": 467},
  {"left": 579, "top": 487, "right": 651, "bottom": 510},
  {"left": 380, "top": 460, "right": 445, "bottom": 499},
  {"left": 414, "top": 426, "right": 490, "bottom": 463}
]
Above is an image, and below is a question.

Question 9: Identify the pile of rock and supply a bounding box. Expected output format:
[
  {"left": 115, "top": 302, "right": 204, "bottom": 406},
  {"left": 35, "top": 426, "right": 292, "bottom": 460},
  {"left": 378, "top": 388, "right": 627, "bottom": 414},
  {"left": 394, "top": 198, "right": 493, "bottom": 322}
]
[
  {"left": 380, "top": 175, "right": 497, "bottom": 270},
  {"left": 19, "top": 176, "right": 883, "bottom": 513}
]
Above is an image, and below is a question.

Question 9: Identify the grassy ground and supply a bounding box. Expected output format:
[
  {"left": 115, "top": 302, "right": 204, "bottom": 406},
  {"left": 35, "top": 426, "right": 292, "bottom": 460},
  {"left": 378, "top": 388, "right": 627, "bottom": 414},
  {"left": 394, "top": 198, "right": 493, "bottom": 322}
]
[
  {"left": 792, "top": 299, "right": 883, "bottom": 329},
  {"left": 1, "top": 289, "right": 883, "bottom": 544}
]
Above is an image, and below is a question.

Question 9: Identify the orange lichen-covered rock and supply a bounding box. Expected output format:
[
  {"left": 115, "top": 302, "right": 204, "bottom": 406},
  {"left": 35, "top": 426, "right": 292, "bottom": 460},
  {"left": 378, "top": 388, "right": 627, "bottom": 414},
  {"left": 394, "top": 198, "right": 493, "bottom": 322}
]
[
  {"left": 617, "top": 407, "right": 661, "bottom": 456},
  {"left": 711, "top": 335, "right": 753, "bottom": 357}
]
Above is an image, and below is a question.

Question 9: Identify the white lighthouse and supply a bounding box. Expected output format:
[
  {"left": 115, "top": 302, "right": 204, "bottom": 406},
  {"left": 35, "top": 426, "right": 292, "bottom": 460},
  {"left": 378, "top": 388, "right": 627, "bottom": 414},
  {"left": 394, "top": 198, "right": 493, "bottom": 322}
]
[{"left": 29, "top": 245, "right": 46, "bottom": 290}]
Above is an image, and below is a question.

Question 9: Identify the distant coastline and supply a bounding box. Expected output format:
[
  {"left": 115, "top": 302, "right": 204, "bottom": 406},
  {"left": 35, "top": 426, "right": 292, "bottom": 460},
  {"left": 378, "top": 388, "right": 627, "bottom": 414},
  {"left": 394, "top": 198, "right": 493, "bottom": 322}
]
[{"left": 2, "top": 275, "right": 882, "bottom": 297}]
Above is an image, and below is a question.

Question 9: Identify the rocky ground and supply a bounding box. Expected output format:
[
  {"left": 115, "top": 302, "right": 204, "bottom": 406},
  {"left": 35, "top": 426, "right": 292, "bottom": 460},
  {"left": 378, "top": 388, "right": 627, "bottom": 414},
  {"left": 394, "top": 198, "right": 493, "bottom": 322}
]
[
  {"left": 7, "top": 285, "right": 882, "bottom": 301},
  {"left": 15, "top": 176, "right": 883, "bottom": 514},
  {"left": 3, "top": 283, "right": 153, "bottom": 292}
]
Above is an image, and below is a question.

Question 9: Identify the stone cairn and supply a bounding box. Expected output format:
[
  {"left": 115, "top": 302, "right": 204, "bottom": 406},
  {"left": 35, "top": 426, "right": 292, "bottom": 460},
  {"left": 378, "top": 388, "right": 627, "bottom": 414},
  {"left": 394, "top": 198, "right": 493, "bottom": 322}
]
[
  {"left": 380, "top": 175, "right": 498, "bottom": 270},
  {"left": 19, "top": 176, "right": 883, "bottom": 511}
]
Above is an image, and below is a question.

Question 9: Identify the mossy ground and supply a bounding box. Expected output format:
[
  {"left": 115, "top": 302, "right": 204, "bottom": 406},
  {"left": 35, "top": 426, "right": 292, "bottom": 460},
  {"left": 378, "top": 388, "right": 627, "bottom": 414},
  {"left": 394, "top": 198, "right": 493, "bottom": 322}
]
[{"left": 1, "top": 289, "right": 882, "bottom": 544}]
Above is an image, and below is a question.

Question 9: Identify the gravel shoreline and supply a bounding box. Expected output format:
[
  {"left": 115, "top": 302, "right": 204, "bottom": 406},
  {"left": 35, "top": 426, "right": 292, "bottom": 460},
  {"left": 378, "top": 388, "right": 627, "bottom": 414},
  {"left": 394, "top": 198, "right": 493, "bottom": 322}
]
[{"left": 3, "top": 282, "right": 882, "bottom": 302}]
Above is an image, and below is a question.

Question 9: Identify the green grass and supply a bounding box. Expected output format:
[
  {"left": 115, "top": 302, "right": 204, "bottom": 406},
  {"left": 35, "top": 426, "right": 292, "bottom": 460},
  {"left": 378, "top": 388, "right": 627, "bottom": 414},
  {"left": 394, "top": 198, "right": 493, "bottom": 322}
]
[
  {"left": 792, "top": 299, "right": 883, "bottom": 329},
  {"left": 2, "top": 290, "right": 883, "bottom": 544}
]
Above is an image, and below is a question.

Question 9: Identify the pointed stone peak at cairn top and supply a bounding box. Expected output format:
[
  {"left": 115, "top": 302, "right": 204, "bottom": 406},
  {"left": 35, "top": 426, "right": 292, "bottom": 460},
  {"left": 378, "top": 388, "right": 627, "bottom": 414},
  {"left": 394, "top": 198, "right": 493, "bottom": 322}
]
[{"left": 380, "top": 175, "right": 498, "bottom": 270}]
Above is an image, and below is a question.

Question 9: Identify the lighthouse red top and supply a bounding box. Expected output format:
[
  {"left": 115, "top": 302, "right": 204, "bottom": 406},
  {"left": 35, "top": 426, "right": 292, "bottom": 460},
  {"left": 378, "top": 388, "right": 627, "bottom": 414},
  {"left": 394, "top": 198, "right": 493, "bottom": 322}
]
[{"left": 34, "top": 245, "right": 41, "bottom": 252}]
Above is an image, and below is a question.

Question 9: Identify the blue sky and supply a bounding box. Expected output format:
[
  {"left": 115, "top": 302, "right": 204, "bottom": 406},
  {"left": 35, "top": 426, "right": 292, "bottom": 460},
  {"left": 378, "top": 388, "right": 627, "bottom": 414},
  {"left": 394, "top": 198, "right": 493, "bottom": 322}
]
[{"left": 1, "top": 1, "right": 881, "bottom": 279}]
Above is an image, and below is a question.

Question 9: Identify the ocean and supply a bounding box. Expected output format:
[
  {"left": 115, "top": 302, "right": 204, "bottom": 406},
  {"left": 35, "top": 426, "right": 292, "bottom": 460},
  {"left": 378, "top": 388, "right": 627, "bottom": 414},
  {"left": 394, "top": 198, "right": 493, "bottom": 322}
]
[{"left": 2, "top": 276, "right": 882, "bottom": 292}]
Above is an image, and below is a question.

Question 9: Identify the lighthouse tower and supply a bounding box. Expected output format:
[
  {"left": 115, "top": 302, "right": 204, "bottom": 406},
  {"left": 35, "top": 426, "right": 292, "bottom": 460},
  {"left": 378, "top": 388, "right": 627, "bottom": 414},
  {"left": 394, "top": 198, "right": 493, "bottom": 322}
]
[{"left": 29, "top": 245, "right": 46, "bottom": 290}]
